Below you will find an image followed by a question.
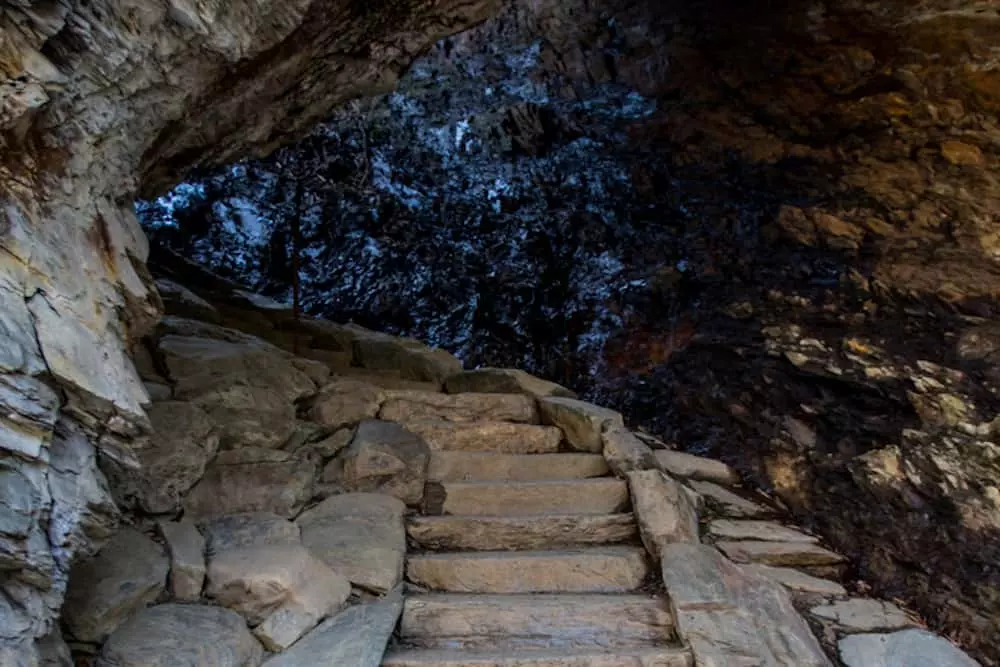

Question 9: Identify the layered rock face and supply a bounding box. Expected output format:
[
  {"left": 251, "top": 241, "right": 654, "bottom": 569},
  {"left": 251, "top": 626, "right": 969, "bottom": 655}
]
[{"left": 0, "top": 1, "right": 495, "bottom": 661}]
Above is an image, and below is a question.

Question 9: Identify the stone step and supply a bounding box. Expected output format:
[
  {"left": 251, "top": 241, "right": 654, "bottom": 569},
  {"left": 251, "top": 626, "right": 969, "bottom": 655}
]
[
  {"left": 406, "top": 547, "right": 650, "bottom": 593},
  {"left": 428, "top": 452, "right": 609, "bottom": 482},
  {"left": 403, "top": 421, "right": 563, "bottom": 454},
  {"left": 400, "top": 593, "right": 675, "bottom": 650},
  {"left": 382, "top": 647, "right": 693, "bottom": 667},
  {"left": 427, "top": 479, "right": 630, "bottom": 517},
  {"left": 407, "top": 514, "right": 638, "bottom": 551}
]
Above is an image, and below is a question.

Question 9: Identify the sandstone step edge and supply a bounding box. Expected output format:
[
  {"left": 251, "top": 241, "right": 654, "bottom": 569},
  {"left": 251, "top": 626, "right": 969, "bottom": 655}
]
[
  {"left": 382, "top": 646, "right": 693, "bottom": 667},
  {"left": 428, "top": 452, "right": 609, "bottom": 482},
  {"left": 427, "top": 478, "right": 630, "bottom": 517},
  {"left": 407, "top": 514, "right": 638, "bottom": 551}
]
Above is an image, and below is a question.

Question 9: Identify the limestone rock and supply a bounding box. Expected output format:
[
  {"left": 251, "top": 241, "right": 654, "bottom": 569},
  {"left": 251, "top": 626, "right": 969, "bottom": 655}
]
[
  {"left": 401, "top": 421, "right": 562, "bottom": 453},
  {"left": 206, "top": 544, "right": 350, "bottom": 648},
  {"left": 627, "top": 470, "right": 699, "bottom": 558},
  {"left": 331, "top": 420, "right": 430, "bottom": 505},
  {"left": 158, "top": 519, "right": 206, "bottom": 602},
  {"left": 63, "top": 528, "right": 169, "bottom": 643},
  {"left": 380, "top": 391, "right": 538, "bottom": 423},
  {"left": 104, "top": 401, "right": 218, "bottom": 514},
  {"left": 654, "top": 451, "right": 740, "bottom": 486},
  {"left": 444, "top": 368, "right": 576, "bottom": 398},
  {"left": 308, "top": 379, "right": 385, "bottom": 429},
  {"left": 811, "top": 599, "right": 912, "bottom": 632},
  {"left": 603, "top": 427, "right": 656, "bottom": 474},
  {"left": 687, "top": 480, "right": 774, "bottom": 518},
  {"left": 707, "top": 520, "right": 819, "bottom": 543},
  {"left": 201, "top": 513, "right": 301, "bottom": 556},
  {"left": 661, "top": 542, "right": 832, "bottom": 667},
  {"left": 538, "top": 397, "right": 624, "bottom": 452},
  {"left": 97, "top": 603, "right": 263, "bottom": 667},
  {"left": 353, "top": 332, "right": 463, "bottom": 383},
  {"left": 297, "top": 493, "right": 406, "bottom": 593},
  {"left": 183, "top": 449, "right": 316, "bottom": 520},
  {"left": 262, "top": 586, "right": 404, "bottom": 667},
  {"left": 838, "top": 629, "right": 981, "bottom": 667}
]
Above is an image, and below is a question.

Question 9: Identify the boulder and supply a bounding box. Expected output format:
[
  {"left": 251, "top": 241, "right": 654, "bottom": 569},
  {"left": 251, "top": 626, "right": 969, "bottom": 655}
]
[
  {"left": 261, "top": 586, "right": 404, "bottom": 667},
  {"left": 155, "top": 279, "right": 220, "bottom": 323},
  {"left": 191, "top": 380, "right": 298, "bottom": 450},
  {"left": 603, "top": 427, "right": 656, "bottom": 474},
  {"left": 308, "top": 379, "right": 385, "bottom": 429},
  {"left": 327, "top": 420, "right": 430, "bottom": 505},
  {"left": 445, "top": 368, "right": 576, "bottom": 398},
  {"left": 538, "top": 397, "right": 624, "bottom": 452},
  {"left": 838, "top": 629, "right": 981, "bottom": 667},
  {"left": 353, "top": 332, "right": 462, "bottom": 383},
  {"left": 63, "top": 528, "right": 169, "bottom": 643},
  {"left": 661, "top": 542, "right": 832, "bottom": 667},
  {"left": 201, "top": 513, "right": 301, "bottom": 556},
  {"left": 380, "top": 391, "right": 538, "bottom": 423},
  {"left": 104, "top": 401, "right": 218, "bottom": 514},
  {"left": 158, "top": 519, "right": 206, "bottom": 602},
  {"left": 97, "top": 603, "right": 262, "bottom": 667},
  {"left": 627, "top": 470, "right": 699, "bottom": 558},
  {"left": 206, "top": 544, "right": 351, "bottom": 650},
  {"left": 289, "top": 357, "right": 331, "bottom": 387},
  {"left": 297, "top": 493, "right": 406, "bottom": 593},
  {"left": 183, "top": 449, "right": 316, "bottom": 520},
  {"left": 655, "top": 450, "right": 740, "bottom": 486}
]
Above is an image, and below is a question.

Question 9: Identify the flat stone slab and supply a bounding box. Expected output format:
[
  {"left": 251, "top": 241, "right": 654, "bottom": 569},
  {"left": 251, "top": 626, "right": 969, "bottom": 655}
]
[
  {"left": 382, "top": 647, "right": 693, "bottom": 667},
  {"left": 707, "top": 519, "right": 819, "bottom": 543},
  {"left": 716, "top": 540, "right": 848, "bottom": 568},
  {"left": 654, "top": 451, "right": 739, "bottom": 486},
  {"left": 407, "top": 547, "right": 650, "bottom": 593},
  {"left": 445, "top": 368, "right": 577, "bottom": 399},
  {"left": 811, "top": 599, "right": 912, "bottom": 632},
  {"left": 661, "top": 542, "right": 832, "bottom": 667},
  {"left": 403, "top": 421, "right": 562, "bottom": 454},
  {"left": 296, "top": 493, "right": 406, "bottom": 593},
  {"left": 628, "top": 470, "right": 699, "bottom": 559},
  {"left": 745, "top": 564, "right": 847, "bottom": 597},
  {"left": 838, "top": 629, "right": 981, "bottom": 667},
  {"left": 603, "top": 427, "right": 656, "bottom": 475},
  {"left": 380, "top": 391, "right": 538, "bottom": 423},
  {"left": 158, "top": 519, "right": 206, "bottom": 602},
  {"left": 538, "top": 397, "right": 624, "bottom": 453},
  {"left": 428, "top": 452, "right": 608, "bottom": 482},
  {"left": 407, "top": 514, "right": 638, "bottom": 551},
  {"left": 97, "top": 603, "right": 262, "bottom": 667},
  {"left": 687, "top": 480, "right": 774, "bottom": 518},
  {"left": 432, "top": 479, "right": 629, "bottom": 516},
  {"left": 401, "top": 593, "right": 674, "bottom": 650},
  {"left": 262, "top": 586, "right": 404, "bottom": 667}
]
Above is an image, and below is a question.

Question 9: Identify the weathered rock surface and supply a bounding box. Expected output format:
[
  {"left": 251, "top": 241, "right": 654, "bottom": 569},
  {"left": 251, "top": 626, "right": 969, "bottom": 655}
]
[
  {"left": 261, "top": 586, "right": 404, "bottom": 667},
  {"left": 158, "top": 519, "right": 206, "bottom": 602},
  {"left": 603, "top": 427, "right": 656, "bottom": 475},
  {"left": 183, "top": 449, "right": 316, "bottom": 519},
  {"left": 715, "top": 540, "right": 848, "bottom": 568},
  {"left": 432, "top": 479, "right": 630, "bottom": 516},
  {"left": 428, "top": 452, "right": 608, "bottom": 482},
  {"left": 381, "top": 391, "right": 539, "bottom": 423},
  {"left": 201, "top": 513, "right": 301, "bottom": 556},
  {"left": 104, "top": 401, "right": 218, "bottom": 513},
  {"left": 746, "top": 564, "right": 847, "bottom": 597},
  {"left": 687, "top": 481, "right": 774, "bottom": 519},
  {"left": 654, "top": 451, "right": 740, "bottom": 486},
  {"left": 838, "top": 629, "right": 981, "bottom": 667},
  {"left": 538, "top": 398, "right": 624, "bottom": 453},
  {"left": 330, "top": 420, "right": 430, "bottom": 505},
  {"left": 62, "top": 529, "right": 168, "bottom": 643},
  {"left": 354, "top": 333, "right": 463, "bottom": 383},
  {"left": 661, "top": 543, "right": 832, "bottom": 667},
  {"left": 407, "top": 547, "right": 650, "bottom": 594},
  {"left": 810, "top": 599, "right": 912, "bottom": 633},
  {"left": 402, "top": 421, "right": 562, "bottom": 453},
  {"left": 308, "top": 379, "right": 385, "bottom": 429},
  {"left": 627, "top": 470, "right": 699, "bottom": 558},
  {"left": 707, "top": 520, "right": 819, "bottom": 544},
  {"left": 297, "top": 493, "right": 406, "bottom": 593},
  {"left": 407, "top": 514, "right": 638, "bottom": 551},
  {"left": 380, "top": 647, "right": 694, "bottom": 667},
  {"left": 445, "top": 368, "right": 576, "bottom": 399},
  {"left": 97, "top": 603, "right": 263, "bottom": 667}
]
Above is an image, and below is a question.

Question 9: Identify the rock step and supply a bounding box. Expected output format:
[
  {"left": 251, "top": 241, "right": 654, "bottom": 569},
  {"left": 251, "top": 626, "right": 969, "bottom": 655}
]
[
  {"left": 427, "top": 479, "right": 630, "bottom": 517},
  {"left": 382, "top": 647, "right": 693, "bottom": 667},
  {"left": 407, "top": 514, "right": 638, "bottom": 551},
  {"left": 400, "top": 593, "right": 675, "bottom": 649},
  {"left": 406, "top": 547, "right": 650, "bottom": 594},
  {"left": 403, "top": 421, "right": 563, "bottom": 454},
  {"left": 428, "top": 452, "right": 609, "bottom": 482}
]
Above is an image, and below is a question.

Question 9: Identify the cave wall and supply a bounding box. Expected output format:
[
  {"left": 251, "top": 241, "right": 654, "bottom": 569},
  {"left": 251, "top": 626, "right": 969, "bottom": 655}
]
[{"left": 0, "top": 1, "right": 496, "bottom": 662}]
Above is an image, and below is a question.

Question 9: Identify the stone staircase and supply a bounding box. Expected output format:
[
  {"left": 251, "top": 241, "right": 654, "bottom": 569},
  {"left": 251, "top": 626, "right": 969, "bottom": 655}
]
[{"left": 382, "top": 421, "right": 693, "bottom": 667}]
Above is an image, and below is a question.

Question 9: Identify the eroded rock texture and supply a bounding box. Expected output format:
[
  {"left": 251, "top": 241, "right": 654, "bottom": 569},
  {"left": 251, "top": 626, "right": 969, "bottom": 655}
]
[{"left": 0, "top": 0, "right": 496, "bottom": 659}]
